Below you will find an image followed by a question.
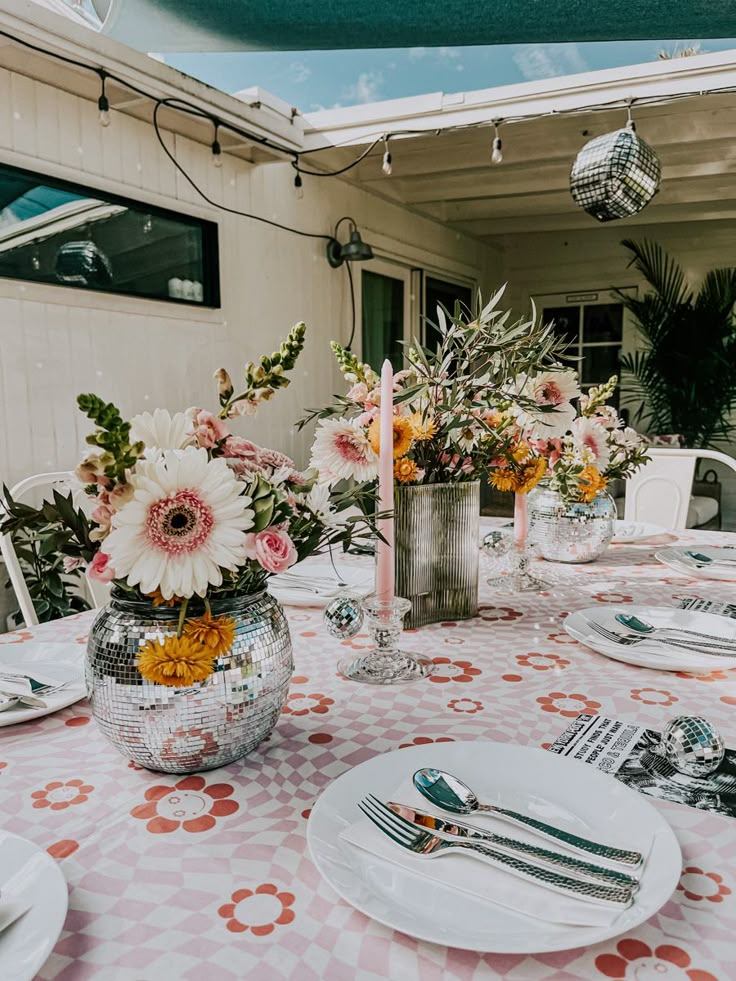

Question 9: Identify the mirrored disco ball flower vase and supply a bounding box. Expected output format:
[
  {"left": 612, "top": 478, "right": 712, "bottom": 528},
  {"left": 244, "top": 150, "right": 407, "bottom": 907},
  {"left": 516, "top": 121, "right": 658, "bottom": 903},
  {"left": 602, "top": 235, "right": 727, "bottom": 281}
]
[
  {"left": 570, "top": 120, "right": 661, "bottom": 222},
  {"left": 527, "top": 486, "right": 616, "bottom": 563},
  {"left": 86, "top": 590, "right": 293, "bottom": 774}
]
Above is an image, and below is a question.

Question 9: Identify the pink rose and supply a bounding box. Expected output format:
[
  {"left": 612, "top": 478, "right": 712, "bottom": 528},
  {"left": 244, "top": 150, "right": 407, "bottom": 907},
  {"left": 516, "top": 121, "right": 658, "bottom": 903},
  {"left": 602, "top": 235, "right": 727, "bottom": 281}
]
[
  {"left": 244, "top": 528, "right": 298, "bottom": 574},
  {"left": 189, "top": 408, "right": 228, "bottom": 449},
  {"left": 88, "top": 551, "right": 115, "bottom": 583},
  {"left": 62, "top": 556, "right": 85, "bottom": 573}
]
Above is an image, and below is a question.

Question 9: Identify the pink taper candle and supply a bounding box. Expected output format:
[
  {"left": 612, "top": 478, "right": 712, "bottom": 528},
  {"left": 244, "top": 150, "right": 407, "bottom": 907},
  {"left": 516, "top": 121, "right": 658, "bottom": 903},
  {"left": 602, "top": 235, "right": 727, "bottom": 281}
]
[
  {"left": 375, "top": 359, "right": 396, "bottom": 601},
  {"left": 514, "top": 491, "right": 528, "bottom": 548}
]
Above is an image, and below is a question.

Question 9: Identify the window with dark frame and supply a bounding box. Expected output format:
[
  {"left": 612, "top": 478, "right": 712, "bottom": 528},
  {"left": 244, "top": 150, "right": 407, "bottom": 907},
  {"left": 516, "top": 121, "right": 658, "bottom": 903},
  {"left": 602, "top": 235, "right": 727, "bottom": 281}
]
[{"left": 0, "top": 162, "right": 220, "bottom": 307}]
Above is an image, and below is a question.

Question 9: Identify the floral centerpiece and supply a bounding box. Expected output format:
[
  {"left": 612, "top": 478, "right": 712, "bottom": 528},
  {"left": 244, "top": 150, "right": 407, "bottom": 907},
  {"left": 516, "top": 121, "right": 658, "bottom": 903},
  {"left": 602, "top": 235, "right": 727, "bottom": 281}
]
[
  {"left": 1, "top": 323, "right": 374, "bottom": 772},
  {"left": 300, "top": 286, "right": 574, "bottom": 625},
  {"left": 485, "top": 374, "right": 649, "bottom": 568}
]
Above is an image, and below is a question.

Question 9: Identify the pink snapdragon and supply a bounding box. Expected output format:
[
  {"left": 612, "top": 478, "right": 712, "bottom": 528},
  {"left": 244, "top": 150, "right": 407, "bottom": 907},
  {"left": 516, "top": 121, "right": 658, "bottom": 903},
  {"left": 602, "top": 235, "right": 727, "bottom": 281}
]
[{"left": 189, "top": 408, "right": 228, "bottom": 449}]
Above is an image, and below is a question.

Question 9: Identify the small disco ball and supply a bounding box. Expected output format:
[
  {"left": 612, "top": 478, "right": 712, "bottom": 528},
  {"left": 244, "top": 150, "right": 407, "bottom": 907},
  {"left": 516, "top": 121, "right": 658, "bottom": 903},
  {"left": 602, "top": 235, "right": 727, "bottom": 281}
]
[
  {"left": 323, "top": 593, "right": 364, "bottom": 639},
  {"left": 570, "top": 121, "right": 661, "bottom": 222},
  {"left": 660, "top": 716, "right": 725, "bottom": 778},
  {"left": 482, "top": 530, "right": 512, "bottom": 557}
]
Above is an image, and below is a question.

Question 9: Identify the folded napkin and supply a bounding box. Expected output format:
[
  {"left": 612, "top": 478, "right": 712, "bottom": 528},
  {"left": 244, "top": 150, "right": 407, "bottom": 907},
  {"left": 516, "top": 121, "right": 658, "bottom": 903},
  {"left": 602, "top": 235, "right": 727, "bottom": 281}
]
[
  {"left": 0, "top": 895, "right": 31, "bottom": 934},
  {"left": 0, "top": 674, "right": 46, "bottom": 710},
  {"left": 341, "top": 780, "right": 649, "bottom": 928}
]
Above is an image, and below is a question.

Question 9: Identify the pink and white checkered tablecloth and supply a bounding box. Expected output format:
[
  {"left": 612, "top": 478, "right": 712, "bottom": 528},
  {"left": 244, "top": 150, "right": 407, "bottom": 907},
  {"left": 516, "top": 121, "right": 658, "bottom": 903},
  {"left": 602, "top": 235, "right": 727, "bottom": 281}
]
[{"left": 2, "top": 530, "right": 736, "bottom": 981}]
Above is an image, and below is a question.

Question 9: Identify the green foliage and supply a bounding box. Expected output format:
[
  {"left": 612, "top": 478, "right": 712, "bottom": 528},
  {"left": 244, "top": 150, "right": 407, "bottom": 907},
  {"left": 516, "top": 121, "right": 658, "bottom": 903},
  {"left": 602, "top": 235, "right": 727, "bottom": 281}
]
[
  {"left": 1, "top": 486, "right": 93, "bottom": 624},
  {"left": 220, "top": 322, "right": 307, "bottom": 418},
  {"left": 616, "top": 240, "right": 736, "bottom": 448}
]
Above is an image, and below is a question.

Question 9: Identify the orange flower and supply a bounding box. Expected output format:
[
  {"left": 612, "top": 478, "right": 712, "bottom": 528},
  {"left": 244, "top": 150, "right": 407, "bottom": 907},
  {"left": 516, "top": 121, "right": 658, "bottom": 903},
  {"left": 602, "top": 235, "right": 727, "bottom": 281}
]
[
  {"left": 145, "top": 589, "right": 179, "bottom": 608},
  {"left": 489, "top": 467, "right": 517, "bottom": 492},
  {"left": 409, "top": 413, "right": 437, "bottom": 441},
  {"left": 489, "top": 454, "right": 546, "bottom": 494},
  {"left": 578, "top": 465, "right": 607, "bottom": 503},
  {"left": 137, "top": 635, "right": 215, "bottom": 687},
  {"left": 368, "top": 414, "right": 414, "bottom": 458},
  {"left": 515, "top": 457, "right": 547, "bottom": 494},
  {"left": 394, "top": 457, "right": 419, "bottom": 483},
  {"left": 183, "top": 612, "right": 236, "bottom": 657}
]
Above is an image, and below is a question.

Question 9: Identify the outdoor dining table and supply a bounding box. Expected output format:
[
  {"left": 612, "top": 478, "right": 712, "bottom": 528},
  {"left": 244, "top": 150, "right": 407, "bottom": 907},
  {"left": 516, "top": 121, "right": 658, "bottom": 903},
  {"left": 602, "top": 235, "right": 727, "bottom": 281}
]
[{"left": 1, "top": 528, "right": 735, "bottom": 981}]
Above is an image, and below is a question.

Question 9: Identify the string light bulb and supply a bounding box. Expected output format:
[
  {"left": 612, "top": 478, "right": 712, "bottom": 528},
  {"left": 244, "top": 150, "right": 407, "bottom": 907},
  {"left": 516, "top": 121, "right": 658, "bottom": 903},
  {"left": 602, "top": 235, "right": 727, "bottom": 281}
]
[
  {"left": 211, "top": 124, "right": 223, "bottom": 168},
  {"left": 491, "top": 121, "right": 503, "bottom": 165},
  {"left": 294, "top": 171, "right": 304, "bottom": 199},
  {"left": 382, "top": 135, "right": 392, "bottom": 176},
  {"left": 97, "top": 70, "right": 110, "bottom": 128}
]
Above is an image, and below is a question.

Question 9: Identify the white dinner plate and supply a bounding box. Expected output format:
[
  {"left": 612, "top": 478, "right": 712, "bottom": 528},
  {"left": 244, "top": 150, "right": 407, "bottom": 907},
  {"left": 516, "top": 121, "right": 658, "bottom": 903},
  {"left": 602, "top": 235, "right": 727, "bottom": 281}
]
[
  {"left": 656, "top": 545, "right": 736, "bottom": 582},
  {"left": 611, "top": 521, "right": 668, "bottom": 544},
  {"left": 564, "top": 605, "right": 736, "bottom": 672},
  {"left": 269, "top": 557, "right": 374, "bottom": 608},
  {"left": 307, "top": 741, "right": 681, "bottom": 953},
  {"left": 0, "top": 660, "right": 85, "bottom": 727},
  {"left": 0, "top": 831, "right": 68, "bottom": 980}
]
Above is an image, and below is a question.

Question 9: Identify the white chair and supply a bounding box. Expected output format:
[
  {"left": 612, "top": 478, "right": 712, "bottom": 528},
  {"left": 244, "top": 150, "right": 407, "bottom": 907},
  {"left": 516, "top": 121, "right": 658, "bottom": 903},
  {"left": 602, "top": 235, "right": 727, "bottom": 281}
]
[
  {"left": 624, "top": 448, "right": 736, "bottom": 531},
  {"left": 0, "top": 471, "right": 109, "bottom": 627}
]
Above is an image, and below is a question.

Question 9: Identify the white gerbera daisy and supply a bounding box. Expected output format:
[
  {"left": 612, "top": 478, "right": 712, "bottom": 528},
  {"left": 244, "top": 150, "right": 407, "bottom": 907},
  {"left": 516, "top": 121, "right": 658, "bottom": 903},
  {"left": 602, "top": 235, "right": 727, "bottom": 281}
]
[
  {"left": 305, "top": 482, "right": 341, "bottom": 527},
  {"left": 104, "top": 448, "right": 254, "bottom": 599},
  {"left": 310, "top": 419, "right": 378, "bottom": 483},
  {"left": 512, "top": 369, "right": 580, "bottom": 439},
  {"left": 130, "top": 409, "right": 191, "bottom": 451},
  {"left": 571, "top": 417, "right": 611, "bottom": 469}
]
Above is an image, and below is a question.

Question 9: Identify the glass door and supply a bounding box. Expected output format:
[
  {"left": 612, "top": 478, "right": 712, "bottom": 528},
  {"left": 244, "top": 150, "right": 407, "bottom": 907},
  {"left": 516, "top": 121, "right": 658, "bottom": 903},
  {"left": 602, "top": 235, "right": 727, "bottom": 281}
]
[
  {"left": 423, "top": 275, "right": 473, "bottom": 352},
  {"left": 360, "top": 260, "right": 412, "bottom": 371}
]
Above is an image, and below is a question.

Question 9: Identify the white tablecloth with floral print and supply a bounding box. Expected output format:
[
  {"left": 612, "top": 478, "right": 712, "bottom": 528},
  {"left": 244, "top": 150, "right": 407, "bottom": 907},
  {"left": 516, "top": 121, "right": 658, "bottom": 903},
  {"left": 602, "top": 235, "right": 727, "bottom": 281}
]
[{"left": 2, "top": 529, "right": 736, "bottom": 981}]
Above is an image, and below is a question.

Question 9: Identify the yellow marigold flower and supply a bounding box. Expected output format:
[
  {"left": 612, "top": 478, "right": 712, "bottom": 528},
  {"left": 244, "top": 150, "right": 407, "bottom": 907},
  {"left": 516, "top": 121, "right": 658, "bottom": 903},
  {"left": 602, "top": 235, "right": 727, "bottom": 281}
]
[
  {"left": 489, "top": 467, "right": 517, "bottom": 492},
  {"left": 368, "top": 414, "right": 414, "bottom": 459},
  {"left": 515, "top": 457, "right": 547, "bottom": 494},
  {"left": 137, "top": 635, "right": 215, "bottom": 688},
  {"left": 184, "top": 612, "right": 236, "bottom": 657},
  {"left": 145, "top": 589, "right": 179, "bottom": 608},
  {"left": 409, "top": 413, "right": 437, "bottom": 441},
  {"left": 578, "top": 465, "right": 608, "bottom": 503},
  {"left": 511, "top": 441, "right": 532, "bottom": 463},
  {"left": 394, "top": 457, "right": 419, "bottom": 483}
]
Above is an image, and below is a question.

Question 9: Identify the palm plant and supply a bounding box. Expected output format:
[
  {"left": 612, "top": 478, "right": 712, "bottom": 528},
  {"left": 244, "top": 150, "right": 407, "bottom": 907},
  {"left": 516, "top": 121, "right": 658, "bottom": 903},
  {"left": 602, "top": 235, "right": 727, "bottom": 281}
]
[{"left": 616, "top": 239, "right": 736, "bottom": 448}]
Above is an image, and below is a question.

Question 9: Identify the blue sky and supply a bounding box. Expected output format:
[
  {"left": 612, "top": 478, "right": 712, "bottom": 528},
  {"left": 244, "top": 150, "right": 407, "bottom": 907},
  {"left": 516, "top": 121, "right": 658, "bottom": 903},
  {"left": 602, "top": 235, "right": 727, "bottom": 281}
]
[{"left": 165, "top": 40, "right": 736, "bottom": 112}]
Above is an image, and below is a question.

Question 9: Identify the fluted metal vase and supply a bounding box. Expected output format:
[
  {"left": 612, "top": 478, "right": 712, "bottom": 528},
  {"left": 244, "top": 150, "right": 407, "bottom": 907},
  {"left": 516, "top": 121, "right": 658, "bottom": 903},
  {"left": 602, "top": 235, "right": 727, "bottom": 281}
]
[
  {"left": 528, "top": 485, "right": 616, "bottom": 563},
  {"left": 395, "top": 481, "right": 480, "bottom": 629},
  {"left": 86, "top": 590, "right": 293, "bottom": 774}
]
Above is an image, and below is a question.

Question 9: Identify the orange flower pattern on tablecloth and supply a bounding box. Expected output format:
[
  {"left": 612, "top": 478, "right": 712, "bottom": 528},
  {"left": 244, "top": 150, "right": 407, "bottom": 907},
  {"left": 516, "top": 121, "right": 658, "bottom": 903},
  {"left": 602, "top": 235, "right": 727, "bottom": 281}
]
[
  {"left": 429, "top": 658, "right": 481, "bottom": 683},
  {"left": 676, "top": 669, "right": 730, "bottom": 683},
  {"left": 0, "top": 629, "right": 33, "bottom": 645},
  {"left": 47, "top": 839, "right": 79, "bottom": 859},
  {"left": 478, "top": 606, "right": 523, "bottom": 622},
  {"left": 631, "top": 687, "right": 678, "bottom": 706},
  {"left": 537, "top": 692, "right": 602, "bottom": 718},
  {"left": 400, "top": 736, "right": 455, "bottom": 749},
  {"left": 448, "top": 698, "right": 484, "bottom": 714},
  {"left": 591, "top": 592, "right": 633, "bottom": 604},
  {"left": 31, "top": 779, "right": 94, "bottom": 810},
  {"left": 547, "top": 630, "right": 579, "bottom": 645},
  {"left": 595, "top": 938, "right": 717, "bottom": 980},
  {"left": 130, "top": 776, "right": 239, "bottom": 833},
  {"left": 218, "top": 883, "right": 295, "bottom": 935},
  {"left": 678, "top": 867, "right": 732, "bottom": 903},
  {"left": 282, "top": 692, "right": 334, "bottom": 716},
  {"left": 516, "top": 652, "right": 570, "bottom": 671}
]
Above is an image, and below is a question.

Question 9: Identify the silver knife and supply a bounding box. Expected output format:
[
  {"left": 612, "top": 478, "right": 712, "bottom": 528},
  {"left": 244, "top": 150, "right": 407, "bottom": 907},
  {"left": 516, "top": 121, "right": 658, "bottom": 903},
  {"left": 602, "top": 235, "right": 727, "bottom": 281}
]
[{"left": 387, "top": 802, "right": 640, "bottom": 888}]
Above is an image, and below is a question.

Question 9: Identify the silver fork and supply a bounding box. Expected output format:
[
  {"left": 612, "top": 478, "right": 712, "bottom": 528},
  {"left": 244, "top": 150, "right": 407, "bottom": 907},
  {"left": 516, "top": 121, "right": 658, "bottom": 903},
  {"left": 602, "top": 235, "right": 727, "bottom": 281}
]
[
  {"left": 359, "top": 796, "right": 635, "bottom": 908},
  {"left": 580, "top": 617, "right": 736, "bottom": 657}
]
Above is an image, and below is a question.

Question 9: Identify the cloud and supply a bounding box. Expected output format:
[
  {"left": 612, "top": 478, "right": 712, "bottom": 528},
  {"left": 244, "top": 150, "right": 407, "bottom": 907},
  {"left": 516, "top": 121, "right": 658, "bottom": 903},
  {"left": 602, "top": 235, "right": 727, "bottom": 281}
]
[
  {"left": 288, "top": 61, "right": 311, "bottom": 83},
  {"left": 343, "top": 71, "right": 384, "bottom": 104},
  {"left": 437, "top": 47, "right": 460, "bottom": 61},
  {"left": 408, "top": 47, "right": 427, "bottom": 61},
  {"left": 513, "top": 43, "right": 588, "bottom": 81}
]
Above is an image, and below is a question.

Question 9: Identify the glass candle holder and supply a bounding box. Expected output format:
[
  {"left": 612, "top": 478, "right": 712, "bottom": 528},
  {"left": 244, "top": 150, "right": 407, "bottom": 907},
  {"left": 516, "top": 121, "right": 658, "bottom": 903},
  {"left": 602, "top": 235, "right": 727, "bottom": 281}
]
[
  {"left": 337, "top": 595, "right": 435, "bottom": 684},
  {"left": 486, "top": 492, "right": 548, "bottom": 593}
]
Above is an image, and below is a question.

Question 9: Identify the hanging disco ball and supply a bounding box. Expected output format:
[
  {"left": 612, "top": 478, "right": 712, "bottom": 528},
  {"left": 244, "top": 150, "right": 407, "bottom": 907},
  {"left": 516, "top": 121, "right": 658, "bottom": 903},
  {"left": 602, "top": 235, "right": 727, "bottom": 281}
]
[{"left": 569, "top": 121, "right": 661, "bottom": 222}]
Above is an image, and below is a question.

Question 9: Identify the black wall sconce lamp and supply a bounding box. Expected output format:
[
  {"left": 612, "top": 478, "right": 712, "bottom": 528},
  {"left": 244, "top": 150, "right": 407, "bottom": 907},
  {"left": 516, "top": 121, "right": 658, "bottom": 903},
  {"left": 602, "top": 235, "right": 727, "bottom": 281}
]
[{"left": 326, "top": 216, "right": 374, "bottom": 268}]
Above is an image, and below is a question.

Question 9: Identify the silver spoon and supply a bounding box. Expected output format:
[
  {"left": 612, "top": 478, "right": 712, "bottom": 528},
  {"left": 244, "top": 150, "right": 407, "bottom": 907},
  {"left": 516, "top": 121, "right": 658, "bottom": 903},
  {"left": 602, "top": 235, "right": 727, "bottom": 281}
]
[
  {"left": 412, "top": 767, "right": 643, "bottom": 868},
  {"left": 615, "top": 613, "right": 736, "bottom": 648},
  {"left": 685, "top": 550, "right": 736, "bottom": 566}
]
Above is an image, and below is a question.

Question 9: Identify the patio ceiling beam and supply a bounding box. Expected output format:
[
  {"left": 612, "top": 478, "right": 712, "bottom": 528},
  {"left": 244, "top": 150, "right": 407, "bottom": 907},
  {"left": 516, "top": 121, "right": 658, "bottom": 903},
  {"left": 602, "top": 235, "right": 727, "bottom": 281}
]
[{"left": 90, "top": 0, "right": 736, "bottom": 52}]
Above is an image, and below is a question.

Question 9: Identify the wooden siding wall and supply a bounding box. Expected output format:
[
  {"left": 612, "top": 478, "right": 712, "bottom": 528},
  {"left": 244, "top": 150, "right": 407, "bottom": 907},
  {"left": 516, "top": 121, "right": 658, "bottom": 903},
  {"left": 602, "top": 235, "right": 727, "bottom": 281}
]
[{"left": 0, "top": 67, "right": 500, "bottom": 486}]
